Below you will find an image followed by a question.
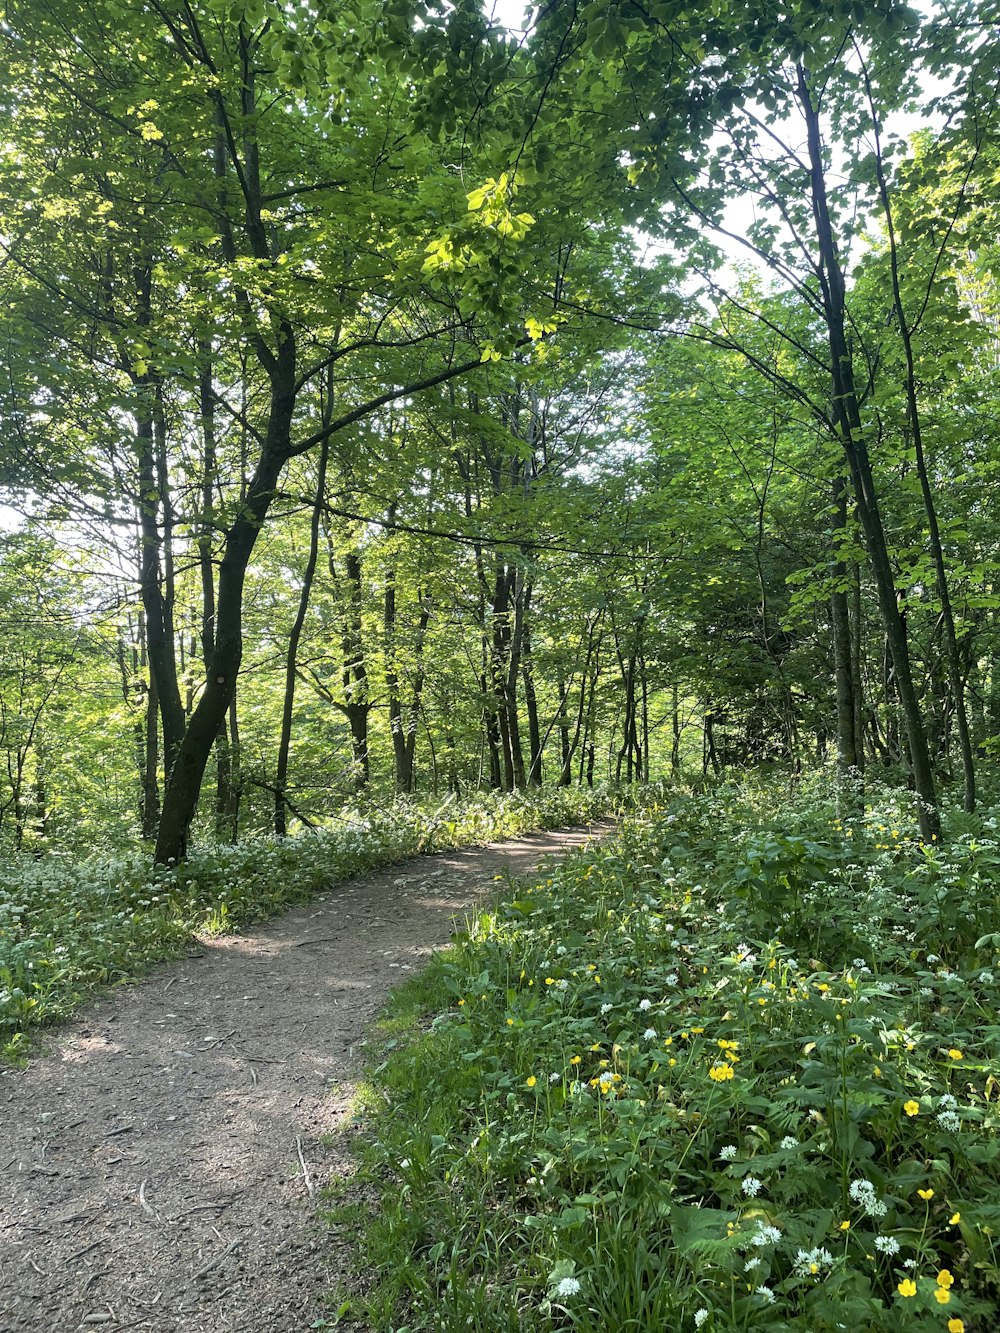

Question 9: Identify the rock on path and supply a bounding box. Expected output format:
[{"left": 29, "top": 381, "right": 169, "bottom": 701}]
[{"left": 0, "top": 823, "right": 608, "bottom": 1333}]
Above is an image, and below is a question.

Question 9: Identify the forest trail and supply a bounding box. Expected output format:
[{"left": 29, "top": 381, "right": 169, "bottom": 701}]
[{"left": 0, "top": 823, "right": 610, "bottom": 1333}]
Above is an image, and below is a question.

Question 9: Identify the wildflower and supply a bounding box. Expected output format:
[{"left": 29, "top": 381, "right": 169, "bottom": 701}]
[
  {"left": 525, "top": 1076, "right": 537, "bottom": 1088},
  {"left": 639, "top": 999, "right": 653, "bottom": 1011},
  {"left": 742, "top": 1176, "right": 764, "bottom": 1197},
  {"left": 779, "top": 1136, "right": 799, "bottom": 1150},
  {"left": 549, "top": 1071, "right": 560, "bottom": 1083},
  {"left": 794, "top": 1247, "right": 833, "bottom": 1276},
  {"left": 643, "top": 1027, "right": 658, "bottom": 1041},
  {"left": 949, "top": 1212, "right": 961, "bottom": 1225},
  {"left": 903, "top": 1100, "right": 920, "bottom": 1116},
  {"left": 849, "top": 1178, "right": 887, "bottom": 1218},
  {"left": 979, "top": 970, "right": 994, "bottom": 984},
  {"left": 398, "top": 1158, "right": 411, "bottom": 1169},
  {"left": 948, "top": 1049, "right": 964, "bottom": 1060},
  {"left": 694, "top": 1311, "right": 709, "bottom": 1329},
  {"left": 897, "top": 1279, "right": 917, "bottom": 1297},
  {"left": 552, "top": 1276, "right": 581, "bottom": 1299},
  {"left": 749, "top": 1224, "right": 782, "bottom": 1246},
  {"left": 937, "top": 1270, "right": 954, "bottom": 1289},
  {"left": 600, "top": 1003, "right": 612, "bottom": 1015},
  {"left": 718, "top": 1145, "right": 737, "bottom": 1161},
  {"left": 938, "top": 1110, "right": 961, "bottom": 1131},
  {"left": 917, "top": 1188, "right": 934, "bottom": 1201},
  {"left": 934, "top": 1288, "right": 952, "bottom": 1305},
  {"left": 948, "top": 1320, "right": 965, "bottom": 1332},
  {"left": 926, "top": 953, "right": 941, "bottom": 964},
  {"left": 744, "top": 1255, "right": 761, "bottom": 1271},
  {"left": 709, "top": 1063, "right": 734, "bottom": 1081},
  {"left": 838, "top": 1220, "right": 850, "bottom": 1231},
  {"left": 874, "top": 1235, "right": 900, "bottom": 1255},
  {"left": 754, "top": 1286, "right": 776, "bottom": 1303},
  {"left": 665, "top": 972, "right": 679, "bottom": 985},
  {"left": 570, "top": 1055, "right": 581, "bottom": 1065}
]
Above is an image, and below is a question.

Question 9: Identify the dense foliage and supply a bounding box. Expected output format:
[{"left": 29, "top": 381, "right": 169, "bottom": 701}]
[
  {"left": 341, "top": 777, "right": 1000, "bottom": 1333},
  {"left": 0, "top": 0, "right": 998, "bottom": 859}
]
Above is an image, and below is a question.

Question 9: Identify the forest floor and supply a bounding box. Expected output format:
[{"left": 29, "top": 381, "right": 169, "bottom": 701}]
[{"left": 0, "top": 822, "right": 610, "bottom": 1333}]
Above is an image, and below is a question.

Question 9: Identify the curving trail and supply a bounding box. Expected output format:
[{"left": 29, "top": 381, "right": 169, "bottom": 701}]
[{"left": 0, "top": 823, "right": 609, "bottom": 1333}]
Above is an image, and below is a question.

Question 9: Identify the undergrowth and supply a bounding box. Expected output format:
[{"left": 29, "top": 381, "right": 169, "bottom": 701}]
[
  {"left": 337, "top": 773, "right": 1000, "bottom": 1333},
  {"left": 0, "top": 785, "right": 621, "bottom": 1060}
]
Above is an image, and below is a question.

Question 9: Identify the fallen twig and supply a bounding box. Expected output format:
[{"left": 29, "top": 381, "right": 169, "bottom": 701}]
[
  {"left": 188, "top": 1238, "right": 240, "bottom": 1284},
  {"left": 138, "top": 1180, "right": 155, "bottom": 1217},
  {"left": 295, "top": 1137, "right": 314, "bottom": 1196}
]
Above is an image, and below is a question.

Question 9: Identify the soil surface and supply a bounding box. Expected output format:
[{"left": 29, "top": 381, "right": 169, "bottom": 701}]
[{"left": 0, "top": 823, "right": 609, "bottom": 1333}]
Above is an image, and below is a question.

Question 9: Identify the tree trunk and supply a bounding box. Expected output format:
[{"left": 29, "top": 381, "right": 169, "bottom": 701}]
[{"left": 798, "top": 63, "right": 939, "bottom": 839}]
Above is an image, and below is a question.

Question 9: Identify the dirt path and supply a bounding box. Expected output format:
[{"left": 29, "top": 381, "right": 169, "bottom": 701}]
[{"left": 0, "top": 823, "right": 608, "bottom": 1333}]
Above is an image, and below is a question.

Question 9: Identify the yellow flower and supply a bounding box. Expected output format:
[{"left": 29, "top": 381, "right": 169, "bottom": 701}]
[
  {"left": 948, "top": 1049, "right": 964, "bottom": 1060},
  {"left": 897, "top": 1279, "right": 917, "bottom": 1297},
  {"left": 708, "top": 1063, "right": 735, "bottom": 1081},
  {"left": 545, "top": 977, "right": 555, "bottom": 985},
  {"left": 918, "top": 1188, "right": 934, "bottom": 1201},
  {"left": 525, "top": 1076, "right": 537, "bottom": 1088},
  {"left": 937, "top": 1270, "right": 955, "bottom": 1289},
  {"left": 570, "top": 1055, "right": 581, "bottom": 1065},
  {"left": 948, "top": 1319, "right": 965, "bottom": 1333},
  {"left": 838, "top": 1220, "right": 850, "bottom": 1231},
  {"left": 934, "top": 1288, "right": 952, "bottom": 1305},
  {"left": 903, "top": 1100, "right": 920, "bottom": 1116},
  {"left": 506, "top": 1018, "right": 514, "bottom": 1026},
  {"left": 949, "top": 1212, "right": 961, "bottom": 1225},
  {"left": 457, "top": 999, "right": 465, "bottom": 1006}
]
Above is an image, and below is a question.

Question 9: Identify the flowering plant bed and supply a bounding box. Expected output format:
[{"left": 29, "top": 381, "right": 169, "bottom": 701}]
[{"left": 339, "top": 775, "right": 1000, "bottom": 1332}]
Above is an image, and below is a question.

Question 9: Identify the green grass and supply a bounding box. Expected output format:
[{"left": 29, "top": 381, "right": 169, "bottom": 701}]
[
  {"left": 0, "top": 785, "right": 621, "bottom": 1061},
  {"left": 337, "top": 773, "right": 1000, "bottom": 1333}
]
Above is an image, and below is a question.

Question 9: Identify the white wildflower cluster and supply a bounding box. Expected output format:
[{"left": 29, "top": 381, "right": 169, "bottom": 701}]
[
  {"left": 937, "top": 1092, "right": 961, "bottom": 1131},
  {"left": 755, "top": 1286, "right": 776, "bottom": 1303},
  {"left": 552, "top": 1276, "right": 580, "bottom": 1299},
  {"left": 600, "top": 1002, "right": 613, "bottom": 1015},
  {"left": 744, "top": 1255, "right": 762, "bottom": 1271},
  {"left": 694, "top": 1310, "right": 709, "bottom": 1329},
  {"left": 794, "top": 1246, "right": 834, "bottom": 1277},
  {"left": 874, "top": 1235, "right": 900, "bottom": 1255},
  {"left": 642, "top": 1027, "right": 658, "bottom": 1041},
  {"left": 741, "top": 1176, "right": 764, "bottom": 1197},
  {"left": 664, "top": 972, "right": 679, "bottom": 986},
  {"left": 748, "top": 1224, "right": 783, "bottom": 1247},
  {"left": 718, "top": 1144, "right": 738, "bottom": 1161},
  {"left": 638, "top": 998, "right": 653, "bottom": 1012},
  {"left": 779, "top": 1135, "right": 799, "bottom": 1150},
  {"left": 979, "top": 970, "right": 995, "bottom": 984},
  {"left": 734, "top": 944, "right": 758, "bottom": 971},
  {"left": 849, "top": 1178, "right": 887, "bottom": 1218}
]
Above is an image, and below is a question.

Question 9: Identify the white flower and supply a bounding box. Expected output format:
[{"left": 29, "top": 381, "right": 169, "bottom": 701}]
[
  {"left": 643, "top": 1027, "right": 658, "bottom": 1040},
  {"left": 744, "top": 1255, "right": 762, "bottom": 1271},
  {"left": 694, "top": 1311, "right": 709, "bottom": 1329},
  {"left": 600, "top": 1002, "right": 613, "bottom": 1015},
  {"left": 794, "top": 1246, "right": 834, "bottom": 1277},
  {"left": 398, "top": 1158, "right": 411, "bottom": 1169},
  {"left": 755, "top": 1286, "right": 776, "bottom": 1303},
  {"left": 937, "top": 1110, "right": 961, "bottom": 1131},
  {"left": 552, "top": 1276, "right": 581, "bottom": 1299},
  {"left": 665, "top": 972, "right": 679, "bottom": 985},
  {"left": 979, "top": 970, "right": 994, "bottom": 984},
  {"left": 639, "top": 998, "right": 653, "bottom": 1011},
  {"left": 874, "top": 1235, "right": 900, "bottom": 1255},
  {"left": 848, "top": 1178, "right": 887, "bottom": 1218},
  {"left": 926, "top": 953, "right": 941, "bottom": 964},
  {"left": 779, "top": 1136, "right": 799, "bottom": 1150},
  {"left": 549, "top": 1071, "right": 561, "bottom": 1083},
  {"left": 718, "top": 1145, "right": 737, "bottom": 1161},
  {"left": 556, "top": 978, "right": 569, "bottom": 990},
  {"left": 741, "top": 1176, "right": 764, "bottom": 1197},
  {"left": 750, "top": 1224, "right": 782, "bottom": 1246},
  {"left": 939, "top": 1093, "right": 958, "bottom": 1110}
]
